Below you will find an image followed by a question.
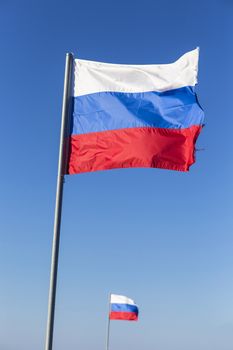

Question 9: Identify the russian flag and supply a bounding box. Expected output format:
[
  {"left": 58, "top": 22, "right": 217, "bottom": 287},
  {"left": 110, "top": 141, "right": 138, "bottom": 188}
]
[
  {"left": 109, "top": 294, "right": 139, "bottom": 321},
  {"left": 68, "top": 48, "right": 204, "bottom": 174}
]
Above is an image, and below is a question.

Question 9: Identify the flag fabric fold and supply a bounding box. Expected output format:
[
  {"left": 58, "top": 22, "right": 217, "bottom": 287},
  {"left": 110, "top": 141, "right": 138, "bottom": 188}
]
[
  {"left": 109, "top": 294, "right": 139, "bottom": 321},
  {"left": 68, "top": 48, "right": 204, "bottom": 174}
]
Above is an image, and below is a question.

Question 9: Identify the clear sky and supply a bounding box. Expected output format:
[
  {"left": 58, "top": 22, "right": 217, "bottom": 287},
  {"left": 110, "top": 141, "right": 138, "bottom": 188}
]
[{"left": 1, "top": 1, "right": 232, "bottom": 350}]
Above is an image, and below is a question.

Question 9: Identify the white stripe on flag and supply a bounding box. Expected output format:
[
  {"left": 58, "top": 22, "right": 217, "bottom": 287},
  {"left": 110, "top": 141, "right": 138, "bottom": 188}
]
[
  {"left": 74, "top": 48, "right": 199, "bottom": 97},
  {"left": 110, "top": 294, "right": 137, "bottom": 306}
]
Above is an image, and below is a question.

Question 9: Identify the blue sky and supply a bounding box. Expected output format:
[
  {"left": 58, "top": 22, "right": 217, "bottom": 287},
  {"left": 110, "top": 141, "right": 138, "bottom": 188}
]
[{"left": 1, "top": 1, "right": 233, "bottom": 350}]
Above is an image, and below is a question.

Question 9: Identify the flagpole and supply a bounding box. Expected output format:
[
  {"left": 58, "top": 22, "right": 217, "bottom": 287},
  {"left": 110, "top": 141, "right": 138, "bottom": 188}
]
[
  {"left": 45, "top": 52, "right": 74, "bottom": 350},
  {"left": 105, "top": 294, "right": 111, "bottom": 350}
]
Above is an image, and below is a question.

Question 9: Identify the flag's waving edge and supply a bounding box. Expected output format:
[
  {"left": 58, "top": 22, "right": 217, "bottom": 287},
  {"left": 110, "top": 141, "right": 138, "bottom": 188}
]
[{"left": 68, "top": 48, "right": 204, "bottom": 174}]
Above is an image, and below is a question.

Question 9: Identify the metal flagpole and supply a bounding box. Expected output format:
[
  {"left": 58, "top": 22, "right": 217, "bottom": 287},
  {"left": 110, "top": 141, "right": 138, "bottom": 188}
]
[
  {"left": 45, "top": 52, "right": 74, "bottom": 350},
  {"left": 106, "top": 294, "right": 111, "bottom": 350}
]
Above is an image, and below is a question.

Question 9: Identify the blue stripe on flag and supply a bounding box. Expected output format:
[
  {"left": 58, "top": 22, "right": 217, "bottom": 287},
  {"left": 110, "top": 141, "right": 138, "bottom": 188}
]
[
  {"left": 111, "top": 303, "right": 138, "bottom": 313},
  {"left": 72, "top": 86, "right": 204, "bottom": 135}
]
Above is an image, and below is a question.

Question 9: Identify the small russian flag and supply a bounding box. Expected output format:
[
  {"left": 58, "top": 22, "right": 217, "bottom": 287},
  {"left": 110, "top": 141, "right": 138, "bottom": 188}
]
[{"left": 109, "top": 294, "right": 139, "bottom": 321}]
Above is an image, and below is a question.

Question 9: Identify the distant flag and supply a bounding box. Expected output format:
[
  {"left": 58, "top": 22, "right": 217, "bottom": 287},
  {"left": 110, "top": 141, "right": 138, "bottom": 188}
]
[
  {"left": 109, "top": 294, "right": 139, "bottom": 321},
  {"left": 68, "top": 48, "right": 204, "bottom": 174},
  {"left": 105, "top": 294, "right": 139, "bottom": 350}
]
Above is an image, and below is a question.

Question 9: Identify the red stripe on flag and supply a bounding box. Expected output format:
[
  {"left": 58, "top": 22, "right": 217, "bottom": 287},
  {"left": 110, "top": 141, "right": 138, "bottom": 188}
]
[
  {"left": 110, "top": 311, "right": 138, "bottom": 321},
  {"left": 68, "top": 125, "right": 202, "bottom": 174}
]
